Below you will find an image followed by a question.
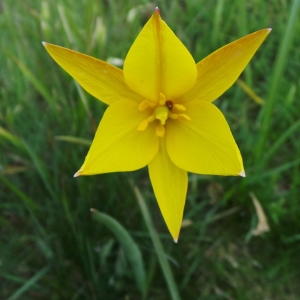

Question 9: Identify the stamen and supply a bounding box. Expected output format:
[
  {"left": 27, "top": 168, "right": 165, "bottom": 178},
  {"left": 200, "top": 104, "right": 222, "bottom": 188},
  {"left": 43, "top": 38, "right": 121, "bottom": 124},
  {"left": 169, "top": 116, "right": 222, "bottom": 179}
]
[
  {"left": 178, "top": 114, "right": 191, "bottom": 121},
  {"left": 169, "top": 112, "right": 191, "bottom": 121},
  {"left": 169, "top": 112, "right": 178, "bottom": 119},
  {"left": 156, "top": 124, "right": 165, "bottom": 137},
  {"left": 138, "top": 97, "right": 190, "bottom": 134},
  {"left": 137, "top": 119, "right": 149, "bottom": 131},
  {"left": 173, "top": 104, "right": 186, "bottom": 111},
  {"left": 139, "top": 100, "right": 156, "bottom": 111},
  {"left": 159, "top": 93, "right": 166, "bottom": 105},
  {"left": 148, "top": 114, "right": 156, "bottom": 122},
  {"left": 137, "top": 114, "right": 156, "bottom": 131}
]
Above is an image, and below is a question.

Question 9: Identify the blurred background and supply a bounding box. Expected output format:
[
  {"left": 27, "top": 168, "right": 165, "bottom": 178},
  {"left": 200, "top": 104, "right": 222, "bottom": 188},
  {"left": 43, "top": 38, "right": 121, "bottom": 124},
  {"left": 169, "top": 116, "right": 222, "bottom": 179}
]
[{"left": 1, "top": 0, "right": 300, "bottom": 299}]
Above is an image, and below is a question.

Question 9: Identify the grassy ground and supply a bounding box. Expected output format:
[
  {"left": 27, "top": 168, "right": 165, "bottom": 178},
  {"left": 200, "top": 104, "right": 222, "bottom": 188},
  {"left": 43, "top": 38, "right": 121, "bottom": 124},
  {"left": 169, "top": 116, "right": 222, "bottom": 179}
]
[{"left": 1, "top": 0, "right": 300, "bottom": 299}]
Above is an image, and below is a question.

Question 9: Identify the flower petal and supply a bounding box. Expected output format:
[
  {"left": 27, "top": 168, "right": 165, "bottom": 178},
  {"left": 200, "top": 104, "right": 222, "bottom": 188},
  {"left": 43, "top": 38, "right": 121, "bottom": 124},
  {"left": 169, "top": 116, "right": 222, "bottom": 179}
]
[
  {"left": 148, "top": 139, "right": 188, "bottom": 242},
  {"left": 166, "top": 101, "right": 244, "bottom": 175},
  {"left": 76, "top": 100, "right": 159, "bottom": 175},
  {"left": 43, "top": 42, "right": 143, "bottom": 105},
  {"left": 178, "top": 29, "right": 271, "bottom": 103},
  {"left": 123, "top": 8, "right": 197, "bottom": 102}
]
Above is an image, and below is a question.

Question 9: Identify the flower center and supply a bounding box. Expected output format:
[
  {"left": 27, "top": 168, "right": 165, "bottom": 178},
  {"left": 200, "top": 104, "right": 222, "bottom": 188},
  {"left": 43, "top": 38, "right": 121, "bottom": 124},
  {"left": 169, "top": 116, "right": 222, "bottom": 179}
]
[
  {"left": 154, "top": 106, "right": 169, "bottom": 125},
  {"left": 137, "top": 93, "right": 191, "bottom": 137}
]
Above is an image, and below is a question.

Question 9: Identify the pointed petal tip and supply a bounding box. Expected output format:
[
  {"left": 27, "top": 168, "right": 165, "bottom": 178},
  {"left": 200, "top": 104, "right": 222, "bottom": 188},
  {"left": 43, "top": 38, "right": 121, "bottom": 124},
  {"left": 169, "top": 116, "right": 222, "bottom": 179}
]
[
  {"left": 42, "top": 41, "right": 46, "bottom": 47},
  {"left": 173, "top": 232, "right": 180, "bottom": 243},
  {"left": 239, "top": 170, "right": 246, "bottom": 178},
  {"left": 259, "top": 28, "right": 272, "bottom": 36},
  {"left": 153, "top": 7, "right": 161, "bottom": 18},
  {"left": 90, "top": 208, "right": 95, "bottom": 213},
  {"left": 74, "top": 170, "right": 81, "bottom": 178},
  {"left": 258, "top": 28, "right": 272, "bottom": 34}
]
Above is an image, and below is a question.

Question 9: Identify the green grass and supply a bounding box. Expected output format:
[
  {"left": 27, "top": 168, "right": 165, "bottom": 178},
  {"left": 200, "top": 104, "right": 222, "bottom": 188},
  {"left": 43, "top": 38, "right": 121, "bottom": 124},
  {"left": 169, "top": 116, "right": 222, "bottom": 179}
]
[{"left": 1, "top": 0, "right": 300, "bottom": 299}]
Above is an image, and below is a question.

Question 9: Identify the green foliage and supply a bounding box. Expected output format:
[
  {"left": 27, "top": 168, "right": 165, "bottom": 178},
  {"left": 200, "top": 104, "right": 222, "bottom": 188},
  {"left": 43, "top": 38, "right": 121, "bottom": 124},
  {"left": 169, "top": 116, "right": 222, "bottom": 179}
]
[
  {"left": 1, "top": 0, "right": 300, "bottom": 299},
  {"left": 91, "top": 209, "right": 147, "bottom": 298}
]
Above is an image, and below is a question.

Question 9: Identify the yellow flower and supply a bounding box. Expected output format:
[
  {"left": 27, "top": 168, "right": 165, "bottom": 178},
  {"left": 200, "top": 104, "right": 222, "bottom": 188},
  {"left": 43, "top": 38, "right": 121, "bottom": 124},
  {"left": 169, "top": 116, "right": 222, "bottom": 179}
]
[{"left": 43, "top": 8, "right": 271, "bottom": 242}]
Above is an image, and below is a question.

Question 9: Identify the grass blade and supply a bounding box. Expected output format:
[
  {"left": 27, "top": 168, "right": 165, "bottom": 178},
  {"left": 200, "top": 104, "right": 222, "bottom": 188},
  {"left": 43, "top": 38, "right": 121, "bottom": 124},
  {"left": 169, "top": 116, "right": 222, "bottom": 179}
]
[
  {"left": 260, "top": 119, "right": 300, "bottom": 166},
  {"left": 57, "top": 4, "right": 75, "bottom": 46},
  {"left": 7, "top": 266, "right": 49, "bottom": 300},
  {"left": 131, "top": 183, "right": 182, "bottom": 300},
  {"left": 0, "top": 127, "right": 55, "bottom": 199},
  {"left": 0, "top": 175, "right": 38, "bottom": 210},
  {"left": 0, "top": 175, "right": 46, "bottom": 237},
  {"left": 22, "top": 141, "right": 55, "bottom": 200},
  {"left": 248, "top": 158, "right": 300, "bottom": 184},
  {"left": 0, "top": 127, "right": 24, "bottom": 150},
  {"left": 11, "top": 56, "right": 55, "bottom": 110},
  {"left": 91, "top": 209, "right": 147, "bottom": 297},
  {"left": 55, "top": 135, "right": 91, "bottom": 146},
  {"left": 255, "top": 0, "right": 300, "bottom": 160}
]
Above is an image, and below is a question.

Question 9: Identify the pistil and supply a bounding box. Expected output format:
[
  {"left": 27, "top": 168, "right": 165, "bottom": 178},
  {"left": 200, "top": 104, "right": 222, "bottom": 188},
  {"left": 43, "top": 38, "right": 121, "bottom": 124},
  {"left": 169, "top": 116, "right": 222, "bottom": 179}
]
[
  {"left": 156, "top": 124, "right": 165, "bottom": 137},
  {"left": 154, "top": 106, "right": 169, "bottom": 125}
]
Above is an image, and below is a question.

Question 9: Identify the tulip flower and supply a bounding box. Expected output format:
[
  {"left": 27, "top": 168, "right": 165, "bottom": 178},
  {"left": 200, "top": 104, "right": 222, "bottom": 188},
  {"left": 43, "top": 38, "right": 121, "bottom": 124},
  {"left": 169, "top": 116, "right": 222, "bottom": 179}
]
[{"left": 43, "top": 8, "right": 271, "bottom": 241}]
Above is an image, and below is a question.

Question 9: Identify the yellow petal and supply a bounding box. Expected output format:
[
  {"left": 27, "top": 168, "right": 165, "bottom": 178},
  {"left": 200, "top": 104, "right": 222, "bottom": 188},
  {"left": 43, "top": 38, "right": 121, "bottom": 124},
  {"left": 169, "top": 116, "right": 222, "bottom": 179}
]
[
  {"left": 43, "top": 42, "right": 143, "bottom": 105},
  {"left": 166, "top": 101, "right": 244, "bottom": 175},
  {"left": 123, "top": 8, "right": 197, "bottom": 102},
  {"left": 76, "top": 100, "right": 159, "bottom": 175},
  {"left": 178, "top": 28, "right": 271, "bottom": 103},
  {"left": 148, "top": 139, "right": 188, "bottom": 242}
]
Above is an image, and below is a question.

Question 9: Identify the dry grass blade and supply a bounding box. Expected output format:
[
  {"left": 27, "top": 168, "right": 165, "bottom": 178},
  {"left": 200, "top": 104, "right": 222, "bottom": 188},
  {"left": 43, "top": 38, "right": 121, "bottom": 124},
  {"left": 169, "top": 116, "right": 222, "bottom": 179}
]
[{"left": 250, "top": 192, "right": 270, "bottom": 236}]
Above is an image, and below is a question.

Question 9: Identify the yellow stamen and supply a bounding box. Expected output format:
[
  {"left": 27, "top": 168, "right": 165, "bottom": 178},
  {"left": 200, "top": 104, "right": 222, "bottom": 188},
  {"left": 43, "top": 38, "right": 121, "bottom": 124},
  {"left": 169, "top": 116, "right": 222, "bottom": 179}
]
[
  {"left": 154, "top": 106, "right": 169, "bottom": 125},
  {"left": 178, "top": 114, "right": 191, "bottom": 121},
  {"left": 173, "top": 104, "right": 186, "bottom": 111},
  {"left": 169, "top": 112, "right": 191, "bottom": 121},
  {"left": 137, "top": 119, "right": 149, "bottom": 131},
  {"left": 139, "top": 100, "right": 156, "bottom": 111},
  {"left": 148, "top": 114, "right": 156, "bottom": 122},
  {"left": 159, "top": 93, "right": 166, "bottom": 105},
  {"left": 156, "top": 124, "right": 165, "bottom": 137},
  {"left": 169, "top": 112, "right": 178, "bottom": 119},
  {"left": 138, "top": 99, "right": 190, "bottom": 133},
  {"left": 137, "top": 114, "right": 156, "bottom": 131}
]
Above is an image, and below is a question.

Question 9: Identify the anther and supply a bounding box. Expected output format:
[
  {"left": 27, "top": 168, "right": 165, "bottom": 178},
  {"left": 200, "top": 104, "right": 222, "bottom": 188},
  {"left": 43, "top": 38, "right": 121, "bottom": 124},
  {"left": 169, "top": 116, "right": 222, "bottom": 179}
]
[
  {"left": 169, "top": 113, "right": 191, "bottom": 121},
  {"left": 137, "top": 114, "right": 156, "bottom": 131},
  {"left": 169, "top": 112, "right": 178, "bottom": 119},
  {"left": 137, "top": 119, "right": 149, "bottom": 131},
  {"left": 165, "top": 100, "right": 173, "bottom": 110},
  {"left": 178, "top": 114, "right": 191, "bottom": 121},
  {"left": 173, "top": 104, "right": 186, "bottom": 111},
  {"left": 139, "top": 100, "right": 156, "bottom": 111}
]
